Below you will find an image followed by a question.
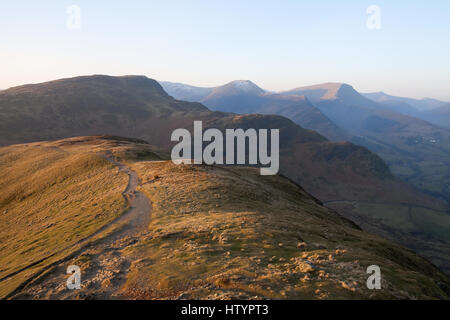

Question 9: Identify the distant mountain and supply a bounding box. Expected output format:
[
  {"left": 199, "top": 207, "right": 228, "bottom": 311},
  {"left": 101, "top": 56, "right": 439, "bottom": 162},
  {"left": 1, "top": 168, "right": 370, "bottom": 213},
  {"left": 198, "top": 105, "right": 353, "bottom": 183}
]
[
  {"left": 161, "top": 80, "right": 347, "bottom": 141},
  {"left": 286, "top": 83, "right": 374, "bottom": 105},
  {"left": 363, "top": 92, "right": 448, "bottom": 111},
  {"left": 282, "top": 83, "right": 450, "bottom": 204},
  {"left": 1, "top": 75, "right": 449, "bottom": 274},
  {"left": 420, "top": 103, "right": 450, "bottom": 129},
  {"left": 363, "top": 92, "right": 450, "bottom": 128},
  {"left": 200, "top": 80, "right": 266, "bottom": 111},
  {"left": 163, "top": 80, "right": 450, "bottom": 204},
  {"left": 159, "top": 81, "right": 214, "bottom": 102}
]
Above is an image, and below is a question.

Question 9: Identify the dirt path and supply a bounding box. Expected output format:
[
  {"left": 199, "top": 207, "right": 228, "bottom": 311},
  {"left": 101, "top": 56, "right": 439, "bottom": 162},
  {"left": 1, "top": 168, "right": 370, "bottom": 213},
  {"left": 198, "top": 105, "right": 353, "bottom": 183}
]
[
  {"left": 100, "top": 153, "right": 151, "bottom": 236},
  {"left": 7, "top": 154, "right": 152, "bottom": 299}
]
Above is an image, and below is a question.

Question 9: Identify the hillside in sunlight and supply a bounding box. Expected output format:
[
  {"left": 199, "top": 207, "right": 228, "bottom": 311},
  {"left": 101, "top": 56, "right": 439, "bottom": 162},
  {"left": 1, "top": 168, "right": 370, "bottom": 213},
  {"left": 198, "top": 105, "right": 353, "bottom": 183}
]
[
  {"left": 0, "top": 136, "right": 449, "bottom": 300},
  {"left": 0, "top": 75, "right": 449, "bottom": 275}
]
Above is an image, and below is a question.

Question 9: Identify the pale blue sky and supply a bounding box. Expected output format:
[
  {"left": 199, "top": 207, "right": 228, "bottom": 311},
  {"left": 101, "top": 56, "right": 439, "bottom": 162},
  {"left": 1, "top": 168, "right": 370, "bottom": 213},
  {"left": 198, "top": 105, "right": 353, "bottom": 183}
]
[{"left": 1, "top": 1, "right": 449, "bottom": 100}]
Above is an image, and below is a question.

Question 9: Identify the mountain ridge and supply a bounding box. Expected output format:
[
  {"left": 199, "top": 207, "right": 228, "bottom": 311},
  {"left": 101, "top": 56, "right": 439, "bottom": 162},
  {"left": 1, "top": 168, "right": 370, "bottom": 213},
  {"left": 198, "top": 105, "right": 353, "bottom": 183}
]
[
  {"left": 162, "top": 79, "right": 450, "bottom": 204},
  {"left": 363, "top": 91, "right": 448, "bottom": 111},
  {"left": 281, "top": 82, "right": 450, "bottom": 204},
  {"left": 363, "top": 92, "right": 450, "bottom": 129},
  {"left": 160, "top": 80, "right": 348, "bottom": 141},
  {"left": 1, "top": 136, "right": 449, "bottom": 299},
  {"left": 1, "top": 75, "right": 450, "bottom": 274}
]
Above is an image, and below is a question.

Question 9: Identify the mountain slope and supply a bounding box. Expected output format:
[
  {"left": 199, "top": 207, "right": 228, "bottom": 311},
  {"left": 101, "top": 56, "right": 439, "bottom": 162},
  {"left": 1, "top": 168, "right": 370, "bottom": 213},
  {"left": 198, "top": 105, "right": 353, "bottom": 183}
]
[
  {"left": 363, "top": 92, "right": 450, "bottom": 129},
  {"left": 0, "top": 136, "right": 166, "bottom": 298},
  {"left": 363, "top": 92, "right": 447, "bottom": 111},
  {"left": 160, "top": 80, "right": 347, "bottom": 141},
  {"left": 1, "top": 75, "right": 449, "bottom": 274},
  {"left": 1, "top": 136, "right": 449, "bottom": 299},
  {"left": 159, "top": 81, "right": 214, "bottom": 102},
  {"left": 283, "top": 83, "right": 450, "bottom": 204},
  {"left": 420, "top": 103, "right": 450, "bottom": 129},
  {"left": 200, "top": 80, "right": 266, "bottom": 112},
  {"left": 0, "top": 75, "right": 211, "bottom": 146}
]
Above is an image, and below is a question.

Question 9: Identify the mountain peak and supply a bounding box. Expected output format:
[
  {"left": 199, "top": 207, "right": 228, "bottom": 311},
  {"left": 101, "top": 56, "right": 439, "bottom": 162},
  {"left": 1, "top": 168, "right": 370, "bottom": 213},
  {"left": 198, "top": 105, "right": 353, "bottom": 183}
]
[
  {"left": 225, "top": 80, "right": 265, "bottom": 94},
  {"left": 284, "top": 82, "right": 358, "bottom": 102}
]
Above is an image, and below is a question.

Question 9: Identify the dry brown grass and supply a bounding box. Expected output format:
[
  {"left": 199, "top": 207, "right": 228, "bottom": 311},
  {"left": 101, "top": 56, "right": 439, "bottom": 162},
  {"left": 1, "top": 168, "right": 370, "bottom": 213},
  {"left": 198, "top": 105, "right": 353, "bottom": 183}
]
[
  {"left": 1, "top": 136, "right": 449, "bottom": 300},
  {"left": 0, "top": 137, "right": 148, "bottom": 297},
  {"left": 121, "top": 161, "right": 450, "bottom": 299}
]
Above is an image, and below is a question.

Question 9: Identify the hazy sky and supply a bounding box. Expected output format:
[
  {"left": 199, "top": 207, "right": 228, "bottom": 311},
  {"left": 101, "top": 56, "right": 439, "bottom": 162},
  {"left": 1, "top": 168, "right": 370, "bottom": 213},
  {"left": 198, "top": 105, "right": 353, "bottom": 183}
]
[{"left": 1, "top": 1, "right": 449, "bottom": 100}]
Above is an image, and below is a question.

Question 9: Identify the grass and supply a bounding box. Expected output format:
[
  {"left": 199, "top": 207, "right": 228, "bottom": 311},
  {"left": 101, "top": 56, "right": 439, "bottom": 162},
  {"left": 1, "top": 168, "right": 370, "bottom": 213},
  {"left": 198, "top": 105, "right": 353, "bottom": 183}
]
[
  {"left": 118, "top": 160, "right": 450, "bottom": 299},
  {"left": 0, "top": 137, "right": 133, "bottom": 297},
  {"left": 1, "top": 136, "right": 449, "bottom": 299}
]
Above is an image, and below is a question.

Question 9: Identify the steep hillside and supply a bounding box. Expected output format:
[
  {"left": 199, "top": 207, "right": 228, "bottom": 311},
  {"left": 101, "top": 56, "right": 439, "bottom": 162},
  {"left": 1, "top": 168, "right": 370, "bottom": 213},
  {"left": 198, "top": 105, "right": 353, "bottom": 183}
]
[
  {"left": 160, "top": 80, "right": 347, "bottom": 141},
  {"left": 0, "top": 75, "right": 211, "bottom": 146},
  {"left": 283, "top": 83, "right": 450, "bottom": 204},
  {"left": 1, "top": 137, "right": 449, "bottom": 299},
  {"left": 1, "top": 75, "right": 449, "bottom": 274}
]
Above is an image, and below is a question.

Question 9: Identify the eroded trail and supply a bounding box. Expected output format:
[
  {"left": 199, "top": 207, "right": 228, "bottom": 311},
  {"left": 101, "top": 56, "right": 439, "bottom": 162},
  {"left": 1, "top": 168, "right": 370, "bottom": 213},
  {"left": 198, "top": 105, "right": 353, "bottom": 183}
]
[
  {"left": 99, "top": 153, "right": 151, "bottom": 237},
  {"left": 9, "top": 154, "right": 152, "bottom": 299}
]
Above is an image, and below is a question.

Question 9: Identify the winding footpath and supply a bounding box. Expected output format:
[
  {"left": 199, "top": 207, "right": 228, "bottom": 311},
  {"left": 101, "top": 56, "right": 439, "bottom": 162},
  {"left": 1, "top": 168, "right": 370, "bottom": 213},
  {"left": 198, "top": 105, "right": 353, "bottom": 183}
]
[{"left": 2, "top": 153, "right": 152, "bottom": 299}]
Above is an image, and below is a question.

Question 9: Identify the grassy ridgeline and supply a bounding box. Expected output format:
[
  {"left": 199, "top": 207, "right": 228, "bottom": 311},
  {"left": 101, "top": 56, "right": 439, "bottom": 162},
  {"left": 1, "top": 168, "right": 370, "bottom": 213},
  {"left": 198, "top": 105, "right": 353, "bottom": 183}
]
[
  {"left": 0, "top": 138, "right": 131, "bottom": 297},
  {"left": 0, "top": 136, "right": 449, "bottom": 299}
]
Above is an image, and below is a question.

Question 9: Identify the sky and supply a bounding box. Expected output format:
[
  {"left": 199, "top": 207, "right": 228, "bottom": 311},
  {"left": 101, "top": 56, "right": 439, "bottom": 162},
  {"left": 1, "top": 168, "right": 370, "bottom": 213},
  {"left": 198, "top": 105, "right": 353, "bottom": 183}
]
[{"left": 1, "top": 0, "right": 449, "bottom": 100}]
